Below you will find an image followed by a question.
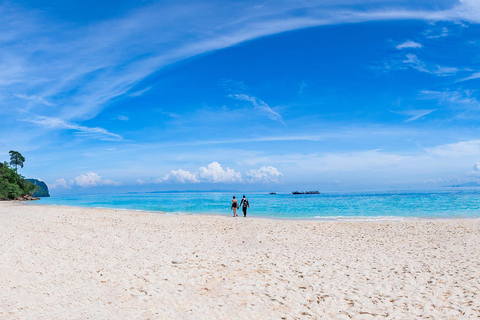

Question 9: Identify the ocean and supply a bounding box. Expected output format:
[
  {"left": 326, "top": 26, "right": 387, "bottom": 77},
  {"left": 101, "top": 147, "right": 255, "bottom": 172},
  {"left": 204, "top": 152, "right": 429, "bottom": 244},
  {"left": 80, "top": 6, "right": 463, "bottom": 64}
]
[{"left": 36, "top": 189, "right": 480, "bottom": 220}]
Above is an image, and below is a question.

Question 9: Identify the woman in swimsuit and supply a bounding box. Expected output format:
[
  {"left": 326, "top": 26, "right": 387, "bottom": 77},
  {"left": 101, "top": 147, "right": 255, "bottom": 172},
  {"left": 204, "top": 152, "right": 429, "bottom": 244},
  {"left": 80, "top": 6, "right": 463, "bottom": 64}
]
[{"left": 231, "top": 196, "right": 238, "bottom": 217}]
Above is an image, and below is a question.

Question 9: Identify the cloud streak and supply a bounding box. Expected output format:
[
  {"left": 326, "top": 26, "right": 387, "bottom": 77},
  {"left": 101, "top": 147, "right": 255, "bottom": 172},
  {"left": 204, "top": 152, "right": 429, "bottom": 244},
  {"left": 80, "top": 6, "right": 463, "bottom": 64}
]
[
  {"left": 391, "top": 109, "right": 436, "bottom": 122},
  {"left": 229, "top": 94, "right": 285, "bottom": 125},
  {"left": 21, "top": 116, "right": 123, "bottom": 141},
  {"left": 459, "top": 71, "right": 480, "bottom": 82},
  {"left": 402, "top": 54, "right": 459, "bottom": 76},
  {"left": 420, "top": 90, "right": 480, "bottom": 110}
]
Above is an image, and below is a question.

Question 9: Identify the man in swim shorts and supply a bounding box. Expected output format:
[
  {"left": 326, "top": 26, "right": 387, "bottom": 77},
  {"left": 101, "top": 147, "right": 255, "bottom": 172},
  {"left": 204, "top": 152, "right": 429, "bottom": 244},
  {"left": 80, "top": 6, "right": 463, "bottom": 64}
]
[{"left": 240, "top": 195, "right": 249, "bottom": 217}]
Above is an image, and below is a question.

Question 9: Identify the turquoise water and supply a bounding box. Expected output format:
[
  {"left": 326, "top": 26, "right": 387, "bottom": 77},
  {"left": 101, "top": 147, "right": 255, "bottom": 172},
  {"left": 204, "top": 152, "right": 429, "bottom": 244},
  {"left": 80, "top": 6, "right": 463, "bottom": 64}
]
[{"left": 37, "top": 189, "right": 480, "bottom": 220}]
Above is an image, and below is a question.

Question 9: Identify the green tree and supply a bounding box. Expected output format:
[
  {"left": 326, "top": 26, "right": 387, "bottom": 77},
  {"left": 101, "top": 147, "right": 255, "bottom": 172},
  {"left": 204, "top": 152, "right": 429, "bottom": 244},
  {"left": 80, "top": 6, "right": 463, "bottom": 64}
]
[
  {"left": 0, "top": 160, "right": 37, "bottom": 200},
  {"left": 9, "top": 150, "right": 25, "bottom": 172}
]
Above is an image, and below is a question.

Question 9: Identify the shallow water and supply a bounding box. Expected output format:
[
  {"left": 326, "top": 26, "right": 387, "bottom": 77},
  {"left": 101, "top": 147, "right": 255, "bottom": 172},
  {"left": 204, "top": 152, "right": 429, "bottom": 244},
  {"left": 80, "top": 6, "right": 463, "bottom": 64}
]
[{"left": 37, "top": 189, "right": 480, "bottom": 220}]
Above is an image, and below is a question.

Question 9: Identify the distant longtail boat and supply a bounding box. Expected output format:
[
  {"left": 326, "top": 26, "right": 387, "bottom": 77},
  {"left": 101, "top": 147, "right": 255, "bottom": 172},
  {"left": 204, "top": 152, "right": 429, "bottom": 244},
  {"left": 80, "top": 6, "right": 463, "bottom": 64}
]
[{"left": 292, "top": 191, "right": 320, "bottom": 194}]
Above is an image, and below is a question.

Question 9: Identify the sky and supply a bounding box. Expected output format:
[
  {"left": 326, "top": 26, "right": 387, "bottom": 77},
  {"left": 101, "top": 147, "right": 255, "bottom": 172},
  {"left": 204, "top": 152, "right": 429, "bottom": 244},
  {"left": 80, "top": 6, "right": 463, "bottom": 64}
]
[{"left": 1, "top": 0, "right": 480, "bottom": 194}]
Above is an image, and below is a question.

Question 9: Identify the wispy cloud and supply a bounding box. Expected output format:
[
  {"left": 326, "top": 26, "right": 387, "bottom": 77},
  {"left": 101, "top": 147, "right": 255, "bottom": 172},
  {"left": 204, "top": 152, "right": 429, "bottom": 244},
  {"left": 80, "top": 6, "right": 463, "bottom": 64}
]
[
  {"left": 459, "top": 71, "right": 480, "bottom": 82},
  {"left": 402, "top": 53, "right": 428, "bottom": 73},
  {"left": 423, "top": 26, "right": 449, "bottom": 38},
  {"left": 229, "top": 93, "right": 285, "bottom": 125},
  {"left": 136, "top": 179, "right": 146, "bottom": 185},
  {"left": 155, "top": 108, "right": 180, "bottom": 118},
  {"left": 128, "top": 86, "right": 152, "bottom": 97},
  {"left": 22, "top": 116, "right": 123, "bottom": 141},
  {"left": 391, "top": 109, "right": 436, "bottom": 122},
  {"left": 420, "top": 89, "right": 480, "bottom": 109},
  {"left": 299, "top": 80, "right": 307, "bottom": 97},
  {"left": 402, "top": 54, "right": 459, "bottom": 76},
  {"left": 219, "top": 79, "right": 250, "bottom": 94},
  {"left": 14, "top": 94, "right": 54, "bottom": 106}
]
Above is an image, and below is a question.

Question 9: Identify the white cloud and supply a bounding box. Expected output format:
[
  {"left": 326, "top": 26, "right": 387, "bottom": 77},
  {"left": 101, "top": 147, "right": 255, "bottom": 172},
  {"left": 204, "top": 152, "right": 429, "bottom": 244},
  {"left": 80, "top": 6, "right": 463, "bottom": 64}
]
[
  {"left": 161, "top": 169, "right": 200, "bottom": 183},
  {"left": 396, "top": 40, "right": 422, "bottom": 49},
  {"left": 49, "top": 178, "right": 71, "bottom": 189},
  {"left": 117, "top": 115, "right": 129, "bottom": 121},
  {"left": 426, "top": 139, "right": 480, "bottom": 158},
  {"left": 470, "top": 162, "right": 480, "bottom": 176},
  {"left": 448, "top": 0, "right": 480, "bottom": 23},
  {"left": 246, "top": 166, "right": 283, "bottom": 184},
  {"left": 22, "top": 115, "right": 122, "bottom": 141},
  {"left": 159, "top": 162, "right": 243, "bottom": 184},
  {"left": 198, "top": 162, "right": 242, "bottom": 183},
  {"left": 74, "top": 172, "right": 122, "bottom": 187},
  {"left": 136, "top": 179, "right": 146, "bottom": 185},
  {"left": 229, "top": 94, "right": 285, "bottom": 125}
]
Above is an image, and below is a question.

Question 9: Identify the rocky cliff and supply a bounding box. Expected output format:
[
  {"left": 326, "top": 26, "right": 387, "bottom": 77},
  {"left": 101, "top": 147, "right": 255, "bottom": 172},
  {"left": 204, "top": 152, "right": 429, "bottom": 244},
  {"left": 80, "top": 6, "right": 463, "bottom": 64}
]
[{"left": 27, "top": 179, "right": 50, "bottom": 197}]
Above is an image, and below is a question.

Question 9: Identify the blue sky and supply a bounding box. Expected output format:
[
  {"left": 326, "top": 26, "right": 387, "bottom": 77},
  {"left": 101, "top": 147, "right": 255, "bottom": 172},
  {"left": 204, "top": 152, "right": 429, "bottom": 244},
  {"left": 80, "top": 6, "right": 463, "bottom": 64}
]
[{"left": 2, "top": 0, "right": 480, "bottom": 194}]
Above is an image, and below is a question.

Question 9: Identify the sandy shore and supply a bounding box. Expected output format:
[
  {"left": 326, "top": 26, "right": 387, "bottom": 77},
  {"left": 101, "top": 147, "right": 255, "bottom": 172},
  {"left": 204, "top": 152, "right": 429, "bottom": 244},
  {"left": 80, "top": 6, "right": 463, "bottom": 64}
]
[{"left": 1, "top": 202, "right": 479, "bottom": 319}]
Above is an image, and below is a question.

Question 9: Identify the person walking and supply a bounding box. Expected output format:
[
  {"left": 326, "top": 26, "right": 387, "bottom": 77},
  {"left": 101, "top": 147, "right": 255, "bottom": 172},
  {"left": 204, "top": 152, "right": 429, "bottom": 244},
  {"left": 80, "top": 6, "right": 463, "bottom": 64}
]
[
  {"left": 240, "top": 195, "right": 249, "bottom": 217},
  {"left": 231, "top": 196, "right": 238, "bottom": 217}
]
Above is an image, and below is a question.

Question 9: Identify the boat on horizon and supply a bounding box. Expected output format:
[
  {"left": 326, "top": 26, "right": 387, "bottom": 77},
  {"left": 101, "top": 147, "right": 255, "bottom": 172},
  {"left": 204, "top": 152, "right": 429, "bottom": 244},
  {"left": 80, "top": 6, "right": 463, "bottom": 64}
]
[
  {"left": 292, "top": 191, "right": 320, "bottom": 194},
  {"left": 269, "top": 192, "right": 277, "bottom": 195}
]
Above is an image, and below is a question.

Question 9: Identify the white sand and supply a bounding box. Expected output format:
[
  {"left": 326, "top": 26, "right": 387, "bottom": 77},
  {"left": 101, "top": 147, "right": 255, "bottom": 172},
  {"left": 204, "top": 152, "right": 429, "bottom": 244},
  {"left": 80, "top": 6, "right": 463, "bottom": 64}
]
[{"left": 1, "top": 201, "right": 479, "bottom": 319}]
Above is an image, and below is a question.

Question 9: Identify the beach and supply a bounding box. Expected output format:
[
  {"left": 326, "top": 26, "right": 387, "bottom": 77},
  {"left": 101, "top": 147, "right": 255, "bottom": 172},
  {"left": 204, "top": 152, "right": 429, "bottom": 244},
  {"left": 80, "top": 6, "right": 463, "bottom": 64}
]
[{"left": 1, "top": 202, "right": 479, "bottom": 319}]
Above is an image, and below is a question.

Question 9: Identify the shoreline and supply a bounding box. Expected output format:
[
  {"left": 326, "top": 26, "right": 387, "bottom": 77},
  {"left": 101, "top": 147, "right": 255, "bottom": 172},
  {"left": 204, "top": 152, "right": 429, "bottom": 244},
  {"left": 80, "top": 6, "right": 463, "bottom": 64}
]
[
  {"left": 23, "top": 200, "right": 480, "bottom": 222},
  {"left": 2, "top": 201, "right": 479, "bottom": 319}
]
